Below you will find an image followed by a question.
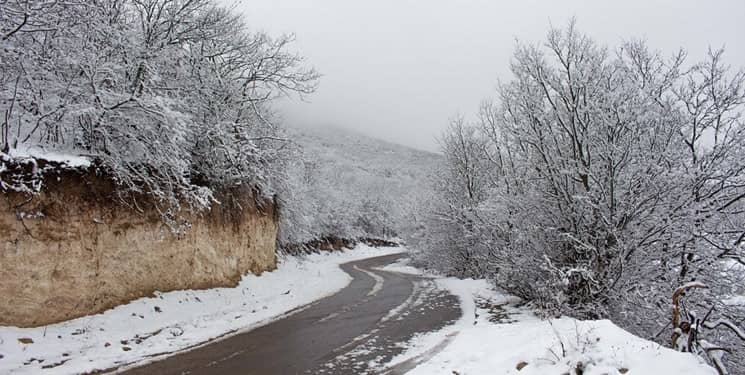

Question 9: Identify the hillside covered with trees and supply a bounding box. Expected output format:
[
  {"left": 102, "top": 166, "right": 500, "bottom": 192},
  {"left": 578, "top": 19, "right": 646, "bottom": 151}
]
[{"left": 278, "top": 126, "right": 438, "bottom": 249}]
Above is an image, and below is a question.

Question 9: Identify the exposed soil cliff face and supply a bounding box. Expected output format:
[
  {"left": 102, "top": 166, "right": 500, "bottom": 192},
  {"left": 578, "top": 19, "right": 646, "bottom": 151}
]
[{"left": 0, "top": 166, "right": 278, "bottom": 327}]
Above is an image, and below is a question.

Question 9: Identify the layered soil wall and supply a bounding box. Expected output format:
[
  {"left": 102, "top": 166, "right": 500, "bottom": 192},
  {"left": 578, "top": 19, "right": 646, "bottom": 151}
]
[{"left": 0, "top": 166, "right": 278, "bottom": 327}]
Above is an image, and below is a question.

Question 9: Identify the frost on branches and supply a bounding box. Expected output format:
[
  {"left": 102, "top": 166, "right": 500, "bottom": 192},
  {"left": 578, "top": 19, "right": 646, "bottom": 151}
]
[
  {"left": 414, "top": 20, "right": 745, "bottom": 373},
  {"left": 0, "top": 0, "right": 318, "bottom": 225}
]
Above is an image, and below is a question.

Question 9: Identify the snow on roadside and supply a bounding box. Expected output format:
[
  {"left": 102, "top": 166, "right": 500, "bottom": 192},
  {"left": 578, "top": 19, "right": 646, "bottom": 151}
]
[
  {"left": 380, "top": 259, "right": 716, "bottom": 375},
  {"left": 0, "top": 245, "right": 404, "bottom": 375}
]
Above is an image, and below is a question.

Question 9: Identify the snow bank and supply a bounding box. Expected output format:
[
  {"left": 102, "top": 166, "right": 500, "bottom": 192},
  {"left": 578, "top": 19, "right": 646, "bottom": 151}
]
[
  {"left": 6, "top": 145, "right": 91, "bottom": 168},
  {"left": 383, "top": 260, "right": 715, "bottom": 375},
  {"left": 0, "top": 245, "right": 404, "bottom": 375}
]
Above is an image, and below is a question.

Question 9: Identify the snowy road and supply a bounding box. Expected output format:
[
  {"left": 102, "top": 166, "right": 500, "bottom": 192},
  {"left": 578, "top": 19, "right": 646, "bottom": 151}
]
[{"left": 120, "top": 253, "right": 460, "bottom": 374}]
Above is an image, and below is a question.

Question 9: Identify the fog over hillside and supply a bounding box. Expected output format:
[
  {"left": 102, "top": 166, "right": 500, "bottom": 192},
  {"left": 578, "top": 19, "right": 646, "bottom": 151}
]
[
  {"left": 278, "top": 126, "right": 440, "bottom": 247},
  {"left": 231, "top": 0, "right": 745, "bottom": 152},
  {"left": 289, "top": 125, "right": 440, "bottom": 182}
]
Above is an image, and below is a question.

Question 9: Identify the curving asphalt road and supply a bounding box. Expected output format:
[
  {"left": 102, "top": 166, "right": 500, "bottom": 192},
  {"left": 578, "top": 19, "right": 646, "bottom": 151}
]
[{"left": 119, "top": 253, "right": 460, "bottom": 375}]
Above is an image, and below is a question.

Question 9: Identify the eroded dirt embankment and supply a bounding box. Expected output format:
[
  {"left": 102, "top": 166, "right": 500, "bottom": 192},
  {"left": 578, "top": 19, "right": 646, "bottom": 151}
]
[{"left": 0, "top": 163, "right": 278, "bottom": 327}]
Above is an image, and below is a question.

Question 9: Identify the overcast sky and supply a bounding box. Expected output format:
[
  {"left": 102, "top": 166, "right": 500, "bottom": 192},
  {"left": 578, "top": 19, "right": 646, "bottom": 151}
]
[{"left": 228, "top": 0, "right": 745, "bottom": 152}]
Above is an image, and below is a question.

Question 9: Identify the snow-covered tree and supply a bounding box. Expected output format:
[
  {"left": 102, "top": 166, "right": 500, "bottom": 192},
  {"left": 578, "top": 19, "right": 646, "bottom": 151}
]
[
  {"left": 1, "top": 0, "right": 318, "bottom": 225},
  {"left": 416, "top": 20, "right": 745, "bottom": 372}
]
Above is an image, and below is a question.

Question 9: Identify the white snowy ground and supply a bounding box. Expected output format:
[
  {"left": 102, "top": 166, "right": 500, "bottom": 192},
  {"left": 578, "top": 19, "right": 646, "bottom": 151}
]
[
  {"left": 380, "top": 259, "right": 717, "bottom": 375},
  {"left": 0, "top": 248, "right": 721, "bottom": 375},
  {"left": 0, "top": 245, "right": 403, "bottom": 375}
]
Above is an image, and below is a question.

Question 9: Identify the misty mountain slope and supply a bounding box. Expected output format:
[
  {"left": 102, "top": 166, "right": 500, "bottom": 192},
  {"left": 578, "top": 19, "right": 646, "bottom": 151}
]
[
  {"left": 290, "top": 126, "right": 439, "bottom": 189},
  {"left": 279, "top": 126, "right": 440, "bottom": 246}
]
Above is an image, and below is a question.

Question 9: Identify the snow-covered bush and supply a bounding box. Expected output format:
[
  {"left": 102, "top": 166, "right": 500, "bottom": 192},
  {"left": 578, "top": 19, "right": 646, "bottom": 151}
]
[
  {"left": 415, "top": 20, "right": 745, "bottom": 372},
  {"left": 1, "top": 0, "right": 318, "bottom": 223}
]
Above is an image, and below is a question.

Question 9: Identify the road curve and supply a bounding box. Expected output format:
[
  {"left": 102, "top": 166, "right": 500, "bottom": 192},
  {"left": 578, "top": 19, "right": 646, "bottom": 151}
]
[{"left": 119, "top": 253, "right": 460, "bottom": 375}]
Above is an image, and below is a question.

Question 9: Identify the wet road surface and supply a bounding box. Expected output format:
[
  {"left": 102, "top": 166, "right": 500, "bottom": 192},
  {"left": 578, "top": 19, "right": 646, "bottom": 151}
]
[{"left": 120, "top": 253, "right": 460, "bottom": 375}]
